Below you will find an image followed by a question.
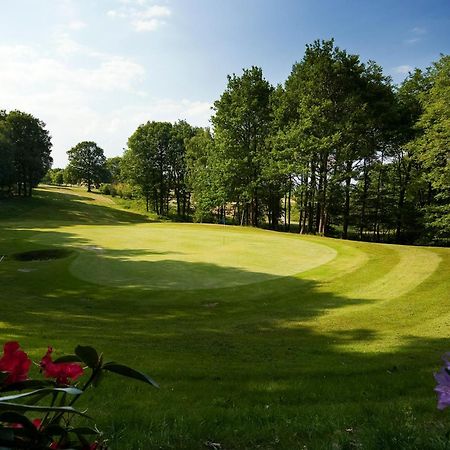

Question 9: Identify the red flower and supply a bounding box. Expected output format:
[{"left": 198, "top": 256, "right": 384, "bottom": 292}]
[
  {"left": 40, "top": 347, "right": 83, "bottom": 385},
  {"left": 6, "top": 417, "right": 41, "bottom": 430},
  {"left": 0, "top": 341, "right": 32, "bottom": 385},
  {"left": 32, "top": 418, "right": 42, "bottom": 429}
]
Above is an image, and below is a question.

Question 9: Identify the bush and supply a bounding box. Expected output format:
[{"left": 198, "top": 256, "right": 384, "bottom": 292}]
[
  {"left": 99, "top": 183, "right": 112, "bottom": 195},
  {"left": 114, "top": 183, "right": 133, "bottom": 199},
  {"left": 0, "top": 341, "right": 157, "bottom": 449}
]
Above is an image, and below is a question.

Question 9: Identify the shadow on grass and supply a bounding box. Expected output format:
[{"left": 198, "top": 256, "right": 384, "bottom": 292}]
[
  {"left": 0, "top": 188, "right": 151, "bottom": 227},
  {"left": 0, "top": 227, "right": 449, "bottom": 449}
]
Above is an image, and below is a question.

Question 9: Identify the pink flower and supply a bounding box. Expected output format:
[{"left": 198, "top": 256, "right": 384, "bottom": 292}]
[
  {"left": 0, "top": 341, "right": 32, "bottom": 385},
  {"left": 40, "top": 347, "right": 83, "bottom": 385}
]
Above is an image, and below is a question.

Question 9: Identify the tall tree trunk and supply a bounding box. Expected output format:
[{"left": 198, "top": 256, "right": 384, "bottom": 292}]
[
  {"left": 318, "top": 152, "right": 328, "bottom": 235},
  {"left": 254, "top": 188, "right": 259, "bottom": 227},
  {"left": 359, "top": 158, "right": 369, "bottom": 240},
  {"left": 298, "top": 178, "right": 304, "bottom": 234},
  {"left": 373, "top": 150, "right": 384, "bottom": 242},
  {"left": 343, "top": 160, "right": 352, "bottom": 239},
  {"left": 287, "top": 176, "right": 292, "bottom": 232},
  {"left": 283, "top": 191, "right": 287, "bottom": 231},
  {"left": 395, "top": 158, "right": 412, "bottom": 244},
  {"left": 308, "top": 159, "right": 316, "bottom": 233}
]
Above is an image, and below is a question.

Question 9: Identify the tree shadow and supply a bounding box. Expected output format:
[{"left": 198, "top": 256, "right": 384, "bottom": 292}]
[
  {"left": 0, "top": 226, "right": 448, "bottom": 449},
  {"left": 0, "top": 189, "right": 151, "bottom": 227}
]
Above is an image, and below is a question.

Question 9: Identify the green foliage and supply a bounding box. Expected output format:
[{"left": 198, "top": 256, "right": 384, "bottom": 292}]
[
  {"left": 212, "top": 66, "right": 274, "bottom": 226},
  {"left": 105, "top": 157, "right": 123, "bottom": 184},
  {"left": 0, "top": 116, "right": 15, "bottom": 196},
  {"left": 411, "top": 56, "right": 450, "bottom": 241},
  {"left": 185, "top": 128, "right": 227, "bottom": 222},
  {"left": 43, "top": 169, "right": 65, "bottom": 186},
  {"left": 0, "top": 110, "right": 52, "bottom": 197},
  {"left": 47, "top": 41, "right": 449, "bottom": 245},
  {"left": 67, "top": 142, "right": 108, "bottom": 192},
  {"left": 123, "top": 121, "right": 196, "bottom": 216},
  {"left": 124, "top": 121, "right": 172, "bottom": 213},
  {"left": 1, "top": 186, "right": 450, "bottom": 448},
  {"left": 0, "top": 342, "right": 157, "bottom": 449}
]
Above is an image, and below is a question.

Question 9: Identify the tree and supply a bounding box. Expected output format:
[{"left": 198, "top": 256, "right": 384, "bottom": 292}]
[
  {"left": 52, "top": 169, "right": 65, "bottom": 185},
  {"left": 0, "top": 110, "right": 52, "bottom": 197},
  {"left": 0, "top": 112, "right": 15, "bottom": 196},
  {"left": 106, "top": 156, "right": 123, "bottom": 184},
  {"left": 67, "top": 141, "right": 107, "bottom": 192},
  {"left": 186, "top": 128, "right": 230, "bottom": 222},
  {"left": 124, "top": 122, "right": 172, "bottom": 213},
  {"left": 412, "top": 55, "right": 450, "bottom": 241},
  {"left": 284, "top": 40, "right": 368, "bottom": 236},
  {"left": 42, "top": 168, "right": 65, "bottom": 185},
  {"left": 212, "top": 66, "right": 273, "bottom": 226},
  {"left": 169, "top": 121, "right": 196, "bottom": 218}
]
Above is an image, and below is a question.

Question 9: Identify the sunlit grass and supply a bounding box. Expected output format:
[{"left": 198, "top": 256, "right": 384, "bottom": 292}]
[{"left": 1, "top": 185, "right": 449, "bottom": 449}]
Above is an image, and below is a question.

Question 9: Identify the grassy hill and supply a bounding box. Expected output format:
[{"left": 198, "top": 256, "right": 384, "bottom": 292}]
[{"left": 1, "top": 186, "right": 449, "bottom": 449}]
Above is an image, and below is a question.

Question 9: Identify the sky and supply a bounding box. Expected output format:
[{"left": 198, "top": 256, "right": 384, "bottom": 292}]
[{"left": 1, "top": 0, "right": 449, "bottom": 167}]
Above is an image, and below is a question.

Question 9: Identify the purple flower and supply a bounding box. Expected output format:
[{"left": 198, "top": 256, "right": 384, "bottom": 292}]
[
  {"left": 435, "top": 367, "right": 450, "bottom": 410},
  {"left": 443, "top": 353, "right": 450, "bottom": 370}
]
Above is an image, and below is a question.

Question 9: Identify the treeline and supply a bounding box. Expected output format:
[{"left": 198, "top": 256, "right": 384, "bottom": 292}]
[
  {"left": 96, "top": 40, "right": 447, "bottom": 245},
  {"left": 5, "top": 39, "right": 449, "bottom": 245},
  {"left": 0, "top": 111, "right": 52, "bottom": 197}
]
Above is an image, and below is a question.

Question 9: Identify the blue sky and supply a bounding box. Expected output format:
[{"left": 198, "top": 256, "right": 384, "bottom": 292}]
[{"left": 1, "top": 0, "right": 449, "bottom": 166}]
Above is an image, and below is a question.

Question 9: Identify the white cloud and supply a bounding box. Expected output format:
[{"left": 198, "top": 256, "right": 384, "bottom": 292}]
[
  {"left": 0, "top": 39, "right": 211, "bottom": 167},
  {"left": 0, "top": 42, "right": 144, "bottom": 93},
  {"left": 412, "top": 26, "right": 426, "bottom": 35},
  {"left": 107, "top": 2, "right": 171, "bottom": 32},
  {"left": 393, "top": 64, "right": 413, "bottom": 74},
  {"left": 404, "top": 37, "right": 420, "bottom": 45},
  {"left": 67, "top": 20, "right": 87, "bottom": 30},
  {"left": 404, "top": 26, "right": 426, "bottom": 45},
  {"left": 53, "top": 32, "right": 85, "bottom": 55}
]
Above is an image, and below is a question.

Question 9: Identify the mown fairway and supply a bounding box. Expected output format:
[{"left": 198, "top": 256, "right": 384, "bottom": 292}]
[{"left": 1, "top": 186, "right": 450, "bottom": 449}]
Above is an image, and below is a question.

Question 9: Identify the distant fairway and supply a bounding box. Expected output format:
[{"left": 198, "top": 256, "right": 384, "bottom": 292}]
[{"left": 1, "top": 185, "right": 450, "bottom": 449}]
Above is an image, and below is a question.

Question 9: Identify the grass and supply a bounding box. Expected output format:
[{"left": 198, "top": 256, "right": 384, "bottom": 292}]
[{"left": 1, "top": 185, "right": 450, "bottom": 449}]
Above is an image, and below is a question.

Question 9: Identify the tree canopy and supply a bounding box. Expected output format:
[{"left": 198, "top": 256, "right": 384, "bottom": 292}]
[
  {"left": 0, "top": 110, "right": 52, "bottom": 197},
  {"left": 3, "top": 40, "right": 449, "bottom": 245},
  {"left": 67, "top": 141, "right": 107, "bottom": 192}
]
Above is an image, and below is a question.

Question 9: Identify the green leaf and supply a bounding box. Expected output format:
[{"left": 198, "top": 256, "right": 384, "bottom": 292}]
[
  {"left": 75, "top": 346, "right": 99, "bottom": 369},
  {"left": 1, "top": 380, "right": 55, "bottom": 393},
  {"left": 0, "top": 402, "right": 90, "bottom": 418},
  {"left": 53, "top": 355, "right": 82, "bottom": 364},
  {"left": 0, "top": 387, "right": 83, "bottom": 403},
  {"left": 102, "top": 363, "right": 159, "bottom": 388}
]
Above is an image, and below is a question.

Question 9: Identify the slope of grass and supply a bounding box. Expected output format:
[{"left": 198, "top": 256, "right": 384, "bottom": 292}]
[{"left": 1, "top": 185, "right": 450, "bottom": 449}]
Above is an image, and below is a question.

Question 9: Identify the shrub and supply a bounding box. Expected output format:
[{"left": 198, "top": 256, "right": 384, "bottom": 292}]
[{"left": 0, "top": 341, "right": 157, "bottom": 449}]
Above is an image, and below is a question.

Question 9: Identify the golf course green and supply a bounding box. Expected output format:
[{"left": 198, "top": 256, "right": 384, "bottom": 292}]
[{"left": 1, "top": 186, "right": 450, "bottom": 449}]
